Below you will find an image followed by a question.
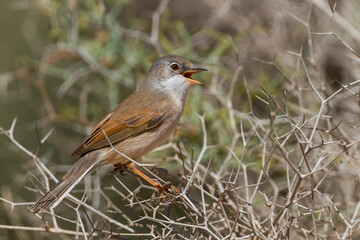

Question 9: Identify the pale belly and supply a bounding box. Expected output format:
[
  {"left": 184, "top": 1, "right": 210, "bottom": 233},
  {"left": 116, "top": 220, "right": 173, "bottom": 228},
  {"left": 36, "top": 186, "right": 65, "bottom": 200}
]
[{"left": 101, "top": 113, "right": 181, "bottom": 165}]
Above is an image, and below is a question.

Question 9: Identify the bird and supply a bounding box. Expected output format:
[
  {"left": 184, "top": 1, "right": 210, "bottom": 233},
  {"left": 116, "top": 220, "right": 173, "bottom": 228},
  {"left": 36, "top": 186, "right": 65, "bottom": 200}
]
[{"left": 30, "top": 55, "right": 207, "bottom": 213}]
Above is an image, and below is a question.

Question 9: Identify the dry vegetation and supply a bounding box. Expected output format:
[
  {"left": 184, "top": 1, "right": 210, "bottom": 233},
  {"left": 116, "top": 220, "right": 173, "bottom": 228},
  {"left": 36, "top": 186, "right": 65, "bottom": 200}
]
[{"left": 1, "top": 0, "right": 360, "bottom": 239}]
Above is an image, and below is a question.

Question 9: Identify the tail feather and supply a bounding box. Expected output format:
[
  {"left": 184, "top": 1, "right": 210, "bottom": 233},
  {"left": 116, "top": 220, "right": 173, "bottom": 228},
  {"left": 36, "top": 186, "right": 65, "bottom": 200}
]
[{"left": 30, "top": 152, "right": 100, "bottom": 213}]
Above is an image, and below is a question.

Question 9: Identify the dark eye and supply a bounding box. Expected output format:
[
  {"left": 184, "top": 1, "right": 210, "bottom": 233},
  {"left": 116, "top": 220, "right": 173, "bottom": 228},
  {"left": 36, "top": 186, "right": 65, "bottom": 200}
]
[{"left": 170, "top": 63, "right": 180, "bottom": 71}]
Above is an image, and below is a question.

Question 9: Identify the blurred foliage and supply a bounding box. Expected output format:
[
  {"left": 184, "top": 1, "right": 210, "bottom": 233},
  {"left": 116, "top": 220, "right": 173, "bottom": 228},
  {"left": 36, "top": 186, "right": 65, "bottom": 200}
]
[
  {"left": 1, "top": 0, "right": 360, "bottom": 239},
  {"left": 0, "top": 1, "right": 231, "bottom": 238}
]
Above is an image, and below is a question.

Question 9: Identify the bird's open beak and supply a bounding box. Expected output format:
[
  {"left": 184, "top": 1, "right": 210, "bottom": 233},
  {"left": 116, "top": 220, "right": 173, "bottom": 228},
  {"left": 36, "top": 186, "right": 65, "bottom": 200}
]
[{"left": 182, "top": 67, "right": 207, "bottom": 86}]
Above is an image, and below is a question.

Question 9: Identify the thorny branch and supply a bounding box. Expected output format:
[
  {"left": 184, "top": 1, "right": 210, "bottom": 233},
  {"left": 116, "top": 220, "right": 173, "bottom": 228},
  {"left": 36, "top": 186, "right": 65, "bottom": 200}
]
[{"left": 1, "top": 0, "right": 360, "bottom": 239}]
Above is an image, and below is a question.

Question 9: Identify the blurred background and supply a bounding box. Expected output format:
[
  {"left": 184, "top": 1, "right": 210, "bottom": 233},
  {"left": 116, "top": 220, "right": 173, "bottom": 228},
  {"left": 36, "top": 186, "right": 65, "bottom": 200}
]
[{"left": 1, "top": 0, "right": 360, "bottom": 239}]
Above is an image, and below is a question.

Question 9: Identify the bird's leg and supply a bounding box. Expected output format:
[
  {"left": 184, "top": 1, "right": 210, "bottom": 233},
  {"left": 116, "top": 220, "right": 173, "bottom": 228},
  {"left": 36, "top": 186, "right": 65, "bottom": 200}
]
[
  {"left": 126, "top": 163, "right": 162, "bottom": 190},
  {"left": 126, "top": 163, "right": 180, "bottom": 195}
]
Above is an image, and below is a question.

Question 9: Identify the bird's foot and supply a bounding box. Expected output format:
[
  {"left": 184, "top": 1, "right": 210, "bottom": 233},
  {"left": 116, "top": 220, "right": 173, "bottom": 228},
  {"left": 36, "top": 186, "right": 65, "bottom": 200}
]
[
  {"left": 153, "top": 182, "right": 180, "bottom": 203},
  {"left": 111, "top": 164, "right": 128, "bottom": 175},
  {"left": 156, "top": 182, "right": 180, "bottom": 195}
]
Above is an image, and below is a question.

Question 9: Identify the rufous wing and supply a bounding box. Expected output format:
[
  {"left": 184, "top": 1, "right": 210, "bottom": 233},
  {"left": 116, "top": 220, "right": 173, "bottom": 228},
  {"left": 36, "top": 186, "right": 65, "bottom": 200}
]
[{"left": 71, "top": 109, "right": 166, "bottom": 158}]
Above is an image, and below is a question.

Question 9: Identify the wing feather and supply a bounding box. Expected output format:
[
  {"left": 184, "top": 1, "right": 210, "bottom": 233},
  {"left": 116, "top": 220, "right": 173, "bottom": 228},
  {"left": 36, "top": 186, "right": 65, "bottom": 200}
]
[{"left": 71, "top": 108, "right": 167, "bottom": 158}]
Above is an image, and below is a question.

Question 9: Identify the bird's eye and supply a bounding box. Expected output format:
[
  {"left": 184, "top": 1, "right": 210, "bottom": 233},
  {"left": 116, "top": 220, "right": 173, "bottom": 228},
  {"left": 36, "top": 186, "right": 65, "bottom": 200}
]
[{"left": 170, "top": 63, "right": 180, "bottom": 71}]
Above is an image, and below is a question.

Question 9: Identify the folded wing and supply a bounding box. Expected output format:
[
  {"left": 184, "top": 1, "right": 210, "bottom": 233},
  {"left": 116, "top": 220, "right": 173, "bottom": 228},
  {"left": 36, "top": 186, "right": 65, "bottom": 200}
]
[{"left": 71, "top": 107, "right": 166, "bottom": 158}]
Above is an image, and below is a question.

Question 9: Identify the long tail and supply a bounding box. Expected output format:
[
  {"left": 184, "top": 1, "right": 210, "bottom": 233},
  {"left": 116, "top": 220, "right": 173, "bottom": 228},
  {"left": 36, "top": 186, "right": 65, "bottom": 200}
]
[{"left": 30, "top": 152, "right": 101, "bottom": 213}]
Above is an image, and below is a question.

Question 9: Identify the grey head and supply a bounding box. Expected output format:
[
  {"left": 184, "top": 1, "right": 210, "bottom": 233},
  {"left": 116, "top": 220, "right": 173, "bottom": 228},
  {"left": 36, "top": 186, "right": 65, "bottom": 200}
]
[{"left": 144, "top": 55, "right": 207, "bottom": 88}]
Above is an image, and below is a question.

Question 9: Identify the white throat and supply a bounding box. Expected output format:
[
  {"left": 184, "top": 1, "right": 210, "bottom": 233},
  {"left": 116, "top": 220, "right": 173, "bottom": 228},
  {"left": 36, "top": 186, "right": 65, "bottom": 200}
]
[{"left": 159, "top": 74, "right": 191, "bottom": 108}]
